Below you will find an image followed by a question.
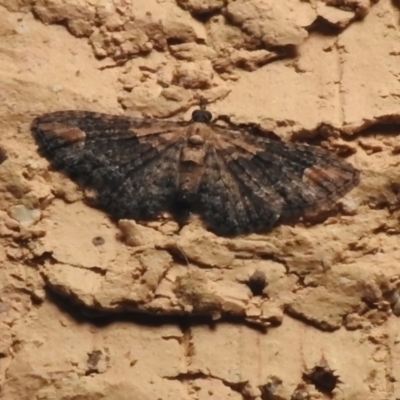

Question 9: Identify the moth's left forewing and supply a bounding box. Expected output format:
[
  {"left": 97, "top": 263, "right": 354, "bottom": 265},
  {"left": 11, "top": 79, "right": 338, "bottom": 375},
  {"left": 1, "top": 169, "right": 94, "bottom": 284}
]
[
  {"left": 31, "top": 111, "right": 187, "bottom": 167},
  {"left": 31, "top": 111, "right": 187, "bottom": 220},
  {"left": 31, "top": 111, "right": 187, "bottom": 145}
]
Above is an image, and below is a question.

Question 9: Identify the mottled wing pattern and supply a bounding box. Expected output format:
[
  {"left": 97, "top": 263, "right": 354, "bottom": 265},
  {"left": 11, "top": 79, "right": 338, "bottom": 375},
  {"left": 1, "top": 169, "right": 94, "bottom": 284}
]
[
  {"left": 31, "top": 111, "right": 186, "bottom": 220},
  {"left": 31, "top": 110, "right": 359, "bottom": 236},
  {"left": 197, "top": 145, "right": 283, "bottom": 235},
  {"left": 198, "top": 125, "right": 359, "bottom": 235}
]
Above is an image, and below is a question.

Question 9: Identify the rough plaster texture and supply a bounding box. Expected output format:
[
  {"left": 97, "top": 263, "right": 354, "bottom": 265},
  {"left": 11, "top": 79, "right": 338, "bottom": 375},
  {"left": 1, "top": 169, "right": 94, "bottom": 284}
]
[{"left": 1, "top": 0, "right": 400, "bottom": 398}]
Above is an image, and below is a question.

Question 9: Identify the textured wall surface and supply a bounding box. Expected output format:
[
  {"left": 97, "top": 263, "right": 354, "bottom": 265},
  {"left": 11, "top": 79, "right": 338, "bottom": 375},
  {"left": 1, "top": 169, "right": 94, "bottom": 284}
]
[{"left": 1, "top": 0, "right": 400, "bottom": 399}]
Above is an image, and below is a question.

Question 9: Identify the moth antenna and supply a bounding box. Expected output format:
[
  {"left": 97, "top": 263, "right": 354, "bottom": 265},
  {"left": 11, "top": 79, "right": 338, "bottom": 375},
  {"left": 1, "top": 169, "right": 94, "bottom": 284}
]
[{"left": 199, "top": 96, "right": 207, "bottom": 110}]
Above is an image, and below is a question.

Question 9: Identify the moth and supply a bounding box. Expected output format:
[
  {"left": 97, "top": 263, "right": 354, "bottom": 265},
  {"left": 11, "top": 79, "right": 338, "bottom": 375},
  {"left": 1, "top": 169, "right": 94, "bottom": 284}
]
[{"left": 31, "top": 103, "right": 360, "bottom": 236}]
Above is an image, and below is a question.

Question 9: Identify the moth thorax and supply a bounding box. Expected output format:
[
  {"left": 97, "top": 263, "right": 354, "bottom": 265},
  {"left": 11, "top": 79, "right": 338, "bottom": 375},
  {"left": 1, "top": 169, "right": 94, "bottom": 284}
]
[
  {"left": 179, "top": 140, "right": 207, "bottom": 200},
  {"left": 182, "top": 129, "right": 207, "bottom": 165},
  {"left": 187, "top": 134, "right": 205, "bottom": 146}
]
